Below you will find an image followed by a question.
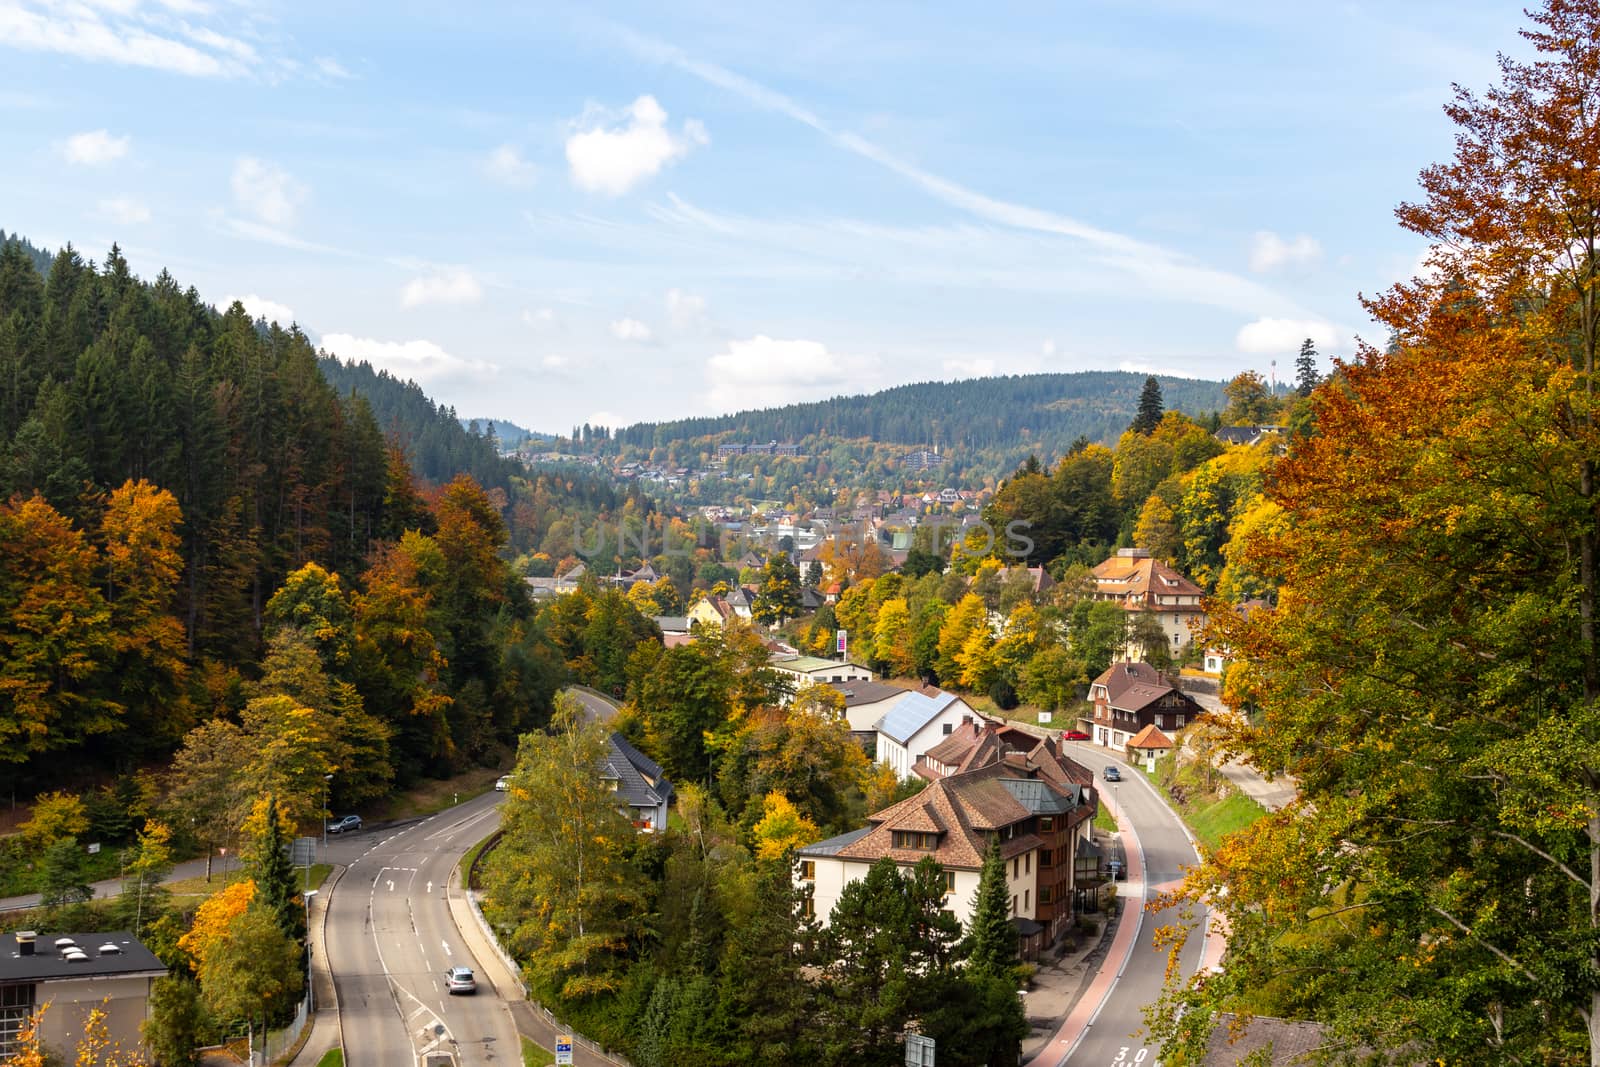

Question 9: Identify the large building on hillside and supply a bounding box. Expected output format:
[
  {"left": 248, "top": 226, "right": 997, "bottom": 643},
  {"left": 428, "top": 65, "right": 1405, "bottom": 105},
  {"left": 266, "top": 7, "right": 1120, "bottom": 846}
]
[
  {"left": 1091, "top": 547, "right": 1207, "bottom": 658},
  {"left": 1088, "top": 661, "right": 1205, "bottom": 749},
  {"left": 796, "top": 736, "right": 1098, "bottom": 955}
]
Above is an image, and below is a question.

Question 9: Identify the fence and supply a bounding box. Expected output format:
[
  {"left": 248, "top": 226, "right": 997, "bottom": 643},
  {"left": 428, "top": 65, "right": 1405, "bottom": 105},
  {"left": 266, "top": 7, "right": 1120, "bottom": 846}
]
[{"left": 250, "top": 995, "right": 307, "bottom": 1066}]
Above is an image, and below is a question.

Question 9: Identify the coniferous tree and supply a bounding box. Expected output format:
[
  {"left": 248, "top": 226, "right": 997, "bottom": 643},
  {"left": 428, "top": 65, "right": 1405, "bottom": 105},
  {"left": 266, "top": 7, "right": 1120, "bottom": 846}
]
[
  {"left": 246, "top": 794, "right": 306, "bottom": 952},
  {"left": 1294, "top": 338, "right": 1320, "bottom": 397},
  {"left": 966, "top": 842, "right": 1019, "bottom": 979},
  {"left": 1131, "top": 375, "right": 1164, "bottom": 435}
]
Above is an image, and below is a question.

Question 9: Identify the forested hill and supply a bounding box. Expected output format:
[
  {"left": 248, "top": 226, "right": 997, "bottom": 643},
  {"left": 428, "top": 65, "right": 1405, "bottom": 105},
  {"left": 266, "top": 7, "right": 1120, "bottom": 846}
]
[
  {"left": 612, "top": 371, "right": 1228, "bottom": 453},
  {"left": 1, "top": 228, "right": 53, "bottom": 276},
  {"left": 317, "top": 356, "right": 520, "bottom": 495}
]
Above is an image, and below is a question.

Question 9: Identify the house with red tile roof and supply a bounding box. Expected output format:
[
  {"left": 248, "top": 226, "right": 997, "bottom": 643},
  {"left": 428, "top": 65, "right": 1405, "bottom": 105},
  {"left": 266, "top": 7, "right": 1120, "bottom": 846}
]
[
  {"left": 796, "top": 740, "right": 1098, "bottom": 955},
  {"left": 1126, "top": 723, "right": 1174, "bottom": 770},
  {"left": 1089, "top": 661, "right": 1204, "bottom": 749},
  {"left": 1092, "top": 547, "right": 1207, "bottom": 659}
]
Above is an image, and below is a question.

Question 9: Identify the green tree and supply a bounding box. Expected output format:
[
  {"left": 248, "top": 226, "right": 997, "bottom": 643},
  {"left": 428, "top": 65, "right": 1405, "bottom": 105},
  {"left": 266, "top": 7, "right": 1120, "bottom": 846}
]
[
  {"left": 1294, "top": 337, "right": 1320, "bottom": 397},
  {"left": 245, "top": 794, "right": 306, "bottom": 952},
  {"left": 143, "top": 975, "right": 205, "bottom": 1067},
  {"left": 966, "top": 843, "right": 1019, "bottom": 980},
  {"left": 197, "top": 901, "right": 303, "bottom": 1032},
  {"left": 753, "top": 554, "right": 802, "bottom": 626},
  {"left": 713, "top": 858, "right": 821, "bottom": 1064},
  {"left": 482, "top": 694, "right": 644, "bottom": 1001},
  {"left": 1131, "top": 374, "right": 1164, "bottom": 434},
  {"left": 1222, "top": 370, "right": 1272, "bottom": 425}
]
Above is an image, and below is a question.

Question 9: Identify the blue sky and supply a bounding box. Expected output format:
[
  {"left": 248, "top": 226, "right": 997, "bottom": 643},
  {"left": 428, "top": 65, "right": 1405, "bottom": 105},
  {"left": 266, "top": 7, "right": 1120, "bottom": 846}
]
[{"left": 1, "top": 1, "right": 1527, "bottom": 433}]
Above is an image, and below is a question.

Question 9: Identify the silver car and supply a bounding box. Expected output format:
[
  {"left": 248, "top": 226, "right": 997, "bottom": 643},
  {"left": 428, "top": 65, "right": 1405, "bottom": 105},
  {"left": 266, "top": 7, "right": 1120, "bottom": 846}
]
[{"left": 445, "top": 966, "right": 476, "bottom": 995}]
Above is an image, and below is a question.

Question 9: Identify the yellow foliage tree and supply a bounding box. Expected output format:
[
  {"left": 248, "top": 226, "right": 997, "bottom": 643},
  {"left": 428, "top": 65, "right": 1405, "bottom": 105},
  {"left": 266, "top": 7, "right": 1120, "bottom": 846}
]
[
  {"left": 751, "top": 792, "right": 819, "bottom": 860},
  {"left": 177, "top": 878, "right": 256, "bottom": 972},
  {"left": 17, "top": 791, "right": 87, "bottom": 852}
]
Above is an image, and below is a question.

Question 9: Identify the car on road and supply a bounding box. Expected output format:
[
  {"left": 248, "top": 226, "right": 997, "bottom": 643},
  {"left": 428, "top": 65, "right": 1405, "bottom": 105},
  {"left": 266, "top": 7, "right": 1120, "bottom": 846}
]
[
  {"left": 326, "top": 814, "right": 362, "bottom": 834},
  {"left": 1103, "top": 766, "right": 1122, "bottom": 782},
  {"left": 495, "top": 775, "right": 510, "bottom": 791},
  {"left": 1061, "top": 730, "right": 1091, "bottom": 741},
  {"left": 445, "top": 966, "right": 476, "bottom": 994}
]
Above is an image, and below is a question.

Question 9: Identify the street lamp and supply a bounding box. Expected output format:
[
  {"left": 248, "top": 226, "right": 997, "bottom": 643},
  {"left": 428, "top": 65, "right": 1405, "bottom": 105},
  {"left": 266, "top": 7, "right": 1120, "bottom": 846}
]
[
  {"left": 303, "top": 889, "right": 318, "bottom": 1014},
  {"left": 320, "top": 774, "right": 333, "bottom": 860}
]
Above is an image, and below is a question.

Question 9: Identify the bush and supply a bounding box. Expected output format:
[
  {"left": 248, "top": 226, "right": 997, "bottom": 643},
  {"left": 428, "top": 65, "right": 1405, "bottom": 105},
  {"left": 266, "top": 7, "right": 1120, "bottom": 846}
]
[{"left": 987, "top": 679, "right": 1019, "bottom": 711}]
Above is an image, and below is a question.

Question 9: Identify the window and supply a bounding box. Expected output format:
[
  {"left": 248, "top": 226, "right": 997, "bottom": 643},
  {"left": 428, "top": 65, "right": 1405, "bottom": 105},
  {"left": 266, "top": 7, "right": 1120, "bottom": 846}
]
[
  {"left": 942, "top": 723, "right": 953, "bottom": 735},
  {"left": 1039, "top": 848, "right": 1053, "bottom": 867},
  {"left": 802, "top": 896, "right": 816, "bottom": 919},
  {"left": 1024, "top": 853, "right": 1031, "bottom": 875},
  {"left": 799, "top": 860, "right": 815, "bottom": 881},
  {"left": 1010, "top": 894, "right": 1017, "bottom": 915},
  {"left": 1024, "top": 889, "right": 1030, "bottom": 911},
  {"left": 892, "top": 831, "right": 937, "bottom": 850},
  {"left": 1177, "top": 715, "right": 1186, "bottom": 728},
  {"left": 1011, "top": 857, "right": 1018, "bottom": 878},
  {"left": 941, "top": 870, "right": 956, "bottom": 895},
  {"left": 1040, "top": 816, "right": 1054, "bottom": 832},
  {"left": 1040, "top": 886, "right": 1053, "bottom": 904},
  {"left": 0, "top": 984, "right": 35, "bottom": 1057}
]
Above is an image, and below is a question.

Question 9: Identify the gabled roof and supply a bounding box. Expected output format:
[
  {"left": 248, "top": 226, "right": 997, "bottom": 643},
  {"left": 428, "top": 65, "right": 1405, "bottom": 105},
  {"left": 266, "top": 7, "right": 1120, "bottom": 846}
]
[
  {"left": 602, "top": 733, "right": 674, "bottom": 811},
  {"left": 828, "top": 679, "right": 910, "bottom": 708},
  {"left": 1128, "top": 723, "right": 1174, "bottom": 750},
  {"left": 875, "top": 689, "right": 962, "bottom": 745},
  {"left": 1092, "top": 661, "right": 1179, "bottom": 710},
  {"left": 651, "top": 615, "right": 690, "bottom": 633}
]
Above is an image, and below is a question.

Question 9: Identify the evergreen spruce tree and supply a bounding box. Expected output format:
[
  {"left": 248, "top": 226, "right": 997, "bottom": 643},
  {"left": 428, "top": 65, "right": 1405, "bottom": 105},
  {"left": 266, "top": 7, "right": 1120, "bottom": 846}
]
[
  {"left": 1294, "top": 337, "right": 1321, "bottom": 397},
  {"left": 1131, "top": 375, "right": 1164, "bottom": 435},
  {"left": 966, "top": 842, "right": 1019, "bottom": 979},
  {"left": 247, "top": 795, "right": 307, "bottom": 952}
]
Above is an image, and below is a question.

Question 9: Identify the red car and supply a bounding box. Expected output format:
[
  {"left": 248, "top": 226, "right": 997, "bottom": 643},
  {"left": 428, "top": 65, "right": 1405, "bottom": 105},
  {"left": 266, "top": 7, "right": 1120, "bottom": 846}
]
[{"left": 1061, "top": 730, "right": 1091, "bottom": 741}]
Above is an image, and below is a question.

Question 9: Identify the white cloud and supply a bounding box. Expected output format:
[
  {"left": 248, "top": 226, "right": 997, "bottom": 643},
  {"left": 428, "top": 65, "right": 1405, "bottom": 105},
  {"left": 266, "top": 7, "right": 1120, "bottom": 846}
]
[
  {"left": 610, "top": 317, "right": 654, "bottom": 343},
  {"left": 1248, "top": 231, "right": 1323, "bottom": 274},
  {"left": 1235, "top": 317, "right": 1340, "bottom": 355},
  {"left": 222, "top": 293, "right": 295, "bottom": 324},
  {"left": 942, "top": 357, "right": 995, "bottom": 379},
  {"left": 586, "top": 410, "right": 625, "bottom": 430},
  {"left": 314, "top": 56, "right": 352, "bottom": 80},
  {"left": 665, "top": 288, "right": 707, "bottom": 329},
  {"left": 232, "top": 157, "right": 306, "bottom": 226},
  {"left": 484, "top": 144, "right": 537, "bottom": 187},
  {"left": 0, "top": 1, "right": 240, "bottom": 76},
  {"left": 565, "top": 95, "right": 708, "bottom": 196},
  {"left": 97, "top": 196, "right": 150, "bottom": 224},
  {"left": 401, "top": 269, "right": 483, "bottom": 308},
  {"left": 705, "top": 335, "right": 873, "bottom": 412},
  {"left": 62, "top": 129, "right": 129, "bottom": 165},
  {"left": 542, "top": 354, "right": 569, "bottom": 370},
  {"left": 320, "top": 332, "right": 499, "bottom": 385},
  {"left": 1041, "top": 339, "right": 1057, "bottom": 358},
  {"left": 522, "top": 307, "right": 557, "bottom": 328}
]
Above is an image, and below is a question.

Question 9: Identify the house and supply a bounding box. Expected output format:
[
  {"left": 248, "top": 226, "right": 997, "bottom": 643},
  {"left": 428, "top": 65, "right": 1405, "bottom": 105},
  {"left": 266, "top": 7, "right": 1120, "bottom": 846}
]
[
  {"left": 796, "top": 753, "right": 1098, "bottom": 954},
  {"left": 799, "top": 586, "right": 826, "bottom": 612},
  {"left": 915, "top": 715, "right": 1048, "bottom": 780},
  {"left": 0, "top": 931, "right": 166, "bottom": 1061},
  {"left": 1213, "top": 425, "right": 1287, "bottom": 448},
  {"left": 770, "top": 652, "right": 875, "bottom": 689},
  {"left": 874, "top": 689, "right": 979, "bottom": 780},
  {"left": 651, "top": 616, "right": 690, "bottom": 637},
  {"left": 687, "top": 596, "right": 732, "bottom": 630},
  {"left": 1091, "top": 548, "right": 1207, "bottom": 657},
  {"left": 724, "top": 586, "right": 756, "bottom": 620},
  {"left": 602, "top": 733, "right": 674, "bottom": 832},
  {"left": 1089, "top": 661, "right": 1205, "bottom": 749},
  {"left": 1125, "top": 723, "right": 1174, "bottom": 771},
  {"left": 903, "top": 448, "right": 946, "bottom": 471},
  {"left": 827, "top": 680, "right": 917, "bottom": 745}
]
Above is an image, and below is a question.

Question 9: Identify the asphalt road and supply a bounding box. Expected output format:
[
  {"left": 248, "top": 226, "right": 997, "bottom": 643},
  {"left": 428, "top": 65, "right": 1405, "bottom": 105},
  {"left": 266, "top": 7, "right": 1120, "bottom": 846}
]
[
  {"left": 1054, "top": 743, "right": 1208, "bottom": 1066},
  {"left": 324, "top": 793, "right": 519, "bottom": 1067}
]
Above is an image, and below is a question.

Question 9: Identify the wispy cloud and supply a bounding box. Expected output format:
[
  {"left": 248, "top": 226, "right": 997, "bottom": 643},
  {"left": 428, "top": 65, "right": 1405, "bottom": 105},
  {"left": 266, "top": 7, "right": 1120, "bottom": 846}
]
[
  {"left": 320, "top": 332, "right": 499, "bottom": 385},
  {"left": 1249, "top": 230, "right": 1322, "bottom": 273},
  {"left": 97, "top": 197, "right": 151, "bottom": 224},
  {"left": 222, "top": 293, "right": 295, "bottom": 325},
  {"left": 612, "top": 27, "right": 1301, "bottom": 320},
  {"left": 484, "top": 144, "right": 538, "bottom": 188},
  {"left": 706, "top": 335, "right": 877, "bottom": 412},
  {"left": 1, "top": 0, "right": 243, "bottom": 76},
  {"left": 610, "top": 317, "right": 654, "bottom": 343},
  {"left": 566, "top": 94, "right": 708, "bottom": 196},
  {"left": 232, "top": 157, "right": 307, "bottom": 227}
]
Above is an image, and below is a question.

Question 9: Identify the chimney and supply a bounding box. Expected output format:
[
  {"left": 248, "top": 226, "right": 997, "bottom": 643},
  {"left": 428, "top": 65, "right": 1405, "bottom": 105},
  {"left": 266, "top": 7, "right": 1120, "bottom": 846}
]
[
  {"left": 961, "top": 714, "right": 972, "bottom": 726},
  {"left": 16, "top": 931, "right": 36, "bottom": 956}
]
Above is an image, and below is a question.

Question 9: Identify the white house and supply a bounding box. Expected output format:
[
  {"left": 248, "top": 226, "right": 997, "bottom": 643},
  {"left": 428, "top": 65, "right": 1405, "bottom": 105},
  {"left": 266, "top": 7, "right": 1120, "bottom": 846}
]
[
  {"left": 770, "top": 653, "right": 875, "bottom": 689},
  {"left": 827, "top": 679, "right": 917, "bottom": 734},
  {"left": 874, "top": 689, "right": 977, "bottom": 780}
]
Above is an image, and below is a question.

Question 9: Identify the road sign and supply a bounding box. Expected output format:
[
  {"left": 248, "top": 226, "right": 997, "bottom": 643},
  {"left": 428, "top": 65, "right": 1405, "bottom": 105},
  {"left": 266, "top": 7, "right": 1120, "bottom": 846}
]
[
  {"left": 555, "top": 1035, "right": 573, "bottom": 1065},
  {"left": 292, "top": 837, "right": 316, "bottom": 866},
  {"left": 836, "top": 629, "right": 847, "bottom": 657},
  {"left": 905, "top": 1032, "right": 935, "bottom": 1066}
]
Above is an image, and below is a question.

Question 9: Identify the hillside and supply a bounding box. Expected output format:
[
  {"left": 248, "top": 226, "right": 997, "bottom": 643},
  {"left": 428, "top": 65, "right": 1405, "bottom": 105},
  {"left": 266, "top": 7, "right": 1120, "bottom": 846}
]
[{"left": 612, "top": 372, "right": 1228, "bottom": 454}]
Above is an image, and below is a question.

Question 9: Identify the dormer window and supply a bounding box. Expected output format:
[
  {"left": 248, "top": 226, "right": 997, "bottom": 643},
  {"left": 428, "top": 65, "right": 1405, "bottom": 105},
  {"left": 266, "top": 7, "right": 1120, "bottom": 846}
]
[{"left": 892, "top": 831, "right": 938, "bottom": 850}]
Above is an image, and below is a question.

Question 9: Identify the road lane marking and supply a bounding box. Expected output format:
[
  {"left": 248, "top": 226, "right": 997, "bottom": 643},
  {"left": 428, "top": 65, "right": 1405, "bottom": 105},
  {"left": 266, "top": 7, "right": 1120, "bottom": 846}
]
[
  {"left": 441, "top": 940, "right": 451, "bottom": 956},
  {"left": 423, "top": 804, "right": 498, "bottom": 843}
]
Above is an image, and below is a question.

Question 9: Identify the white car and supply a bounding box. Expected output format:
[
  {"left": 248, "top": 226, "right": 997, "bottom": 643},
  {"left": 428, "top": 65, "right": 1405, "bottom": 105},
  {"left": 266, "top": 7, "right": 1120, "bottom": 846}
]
[
  {"left": 445, "top": 966, "right": 476, "bottom": 995},
  {"left": 495, "top": 775, "right": 510, "bottom": 792}
]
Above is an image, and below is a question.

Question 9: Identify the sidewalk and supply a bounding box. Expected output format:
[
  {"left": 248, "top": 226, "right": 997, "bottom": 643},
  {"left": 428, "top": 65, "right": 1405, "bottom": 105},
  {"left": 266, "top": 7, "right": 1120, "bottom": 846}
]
[{"left": 285, "top": 866, "right": 344, "bottom": 1067}]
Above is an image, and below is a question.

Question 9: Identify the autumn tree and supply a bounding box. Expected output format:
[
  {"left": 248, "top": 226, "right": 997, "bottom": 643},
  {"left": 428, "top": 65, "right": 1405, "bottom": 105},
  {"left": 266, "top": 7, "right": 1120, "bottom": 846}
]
[
  {"left": 482, "top": 694, "right": 644, "bottom": 1002},
  {"left": 1221, "top": 370, "right": 1272, "bottom": 425},
  {"left": 752, "top": 553, "right": 802, "bottom": 626},
  {"left": 750, "top": 792, "right": 819, "bottom": 859},
  {"left": 1151, "top": 6, "right": 1600, "bottom": 1063}
]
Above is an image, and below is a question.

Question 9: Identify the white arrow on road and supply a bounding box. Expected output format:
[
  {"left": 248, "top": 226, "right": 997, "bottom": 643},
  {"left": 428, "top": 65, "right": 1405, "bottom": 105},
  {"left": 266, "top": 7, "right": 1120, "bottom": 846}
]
[
  {"left": 441, "top": 939, "right": 451, "bottom": 956},
  {"left": 426, "top": 880, "right": 433, "bottom": 894}
]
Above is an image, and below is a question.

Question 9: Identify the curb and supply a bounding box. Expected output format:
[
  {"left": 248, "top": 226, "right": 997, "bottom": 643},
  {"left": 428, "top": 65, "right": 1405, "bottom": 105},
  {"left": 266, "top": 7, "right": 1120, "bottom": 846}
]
[{"left": 320, "top": 864, "right": 345, "bottom": 1064}]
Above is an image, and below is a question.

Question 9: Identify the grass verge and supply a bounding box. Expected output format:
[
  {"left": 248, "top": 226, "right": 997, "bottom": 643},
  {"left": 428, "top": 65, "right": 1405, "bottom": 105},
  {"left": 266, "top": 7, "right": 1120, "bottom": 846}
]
[
  {"left": 163, "top": 863, "right": 331, "bottom": 904},
  {"left": 315, "top": 1049, "right": 344, "bottom": 1067},
  {"left": 461, "top": 835, "right": 496, "bottom": 890},
  {"left": 371, "top": 766, "right": 506, "bottom": 822},
  {"left": 1153, "top": 745, "right": 1268, "bottom": 855},
  {"left": 522, "top": 1036, "right": 554, "bottom": 1066}
]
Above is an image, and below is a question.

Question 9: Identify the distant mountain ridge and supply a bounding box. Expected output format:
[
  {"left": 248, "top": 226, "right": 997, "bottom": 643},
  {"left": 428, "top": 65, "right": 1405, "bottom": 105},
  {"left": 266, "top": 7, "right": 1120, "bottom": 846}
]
[{"left": 612, "top": 371, "right": 1229, "bottom": 454}]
